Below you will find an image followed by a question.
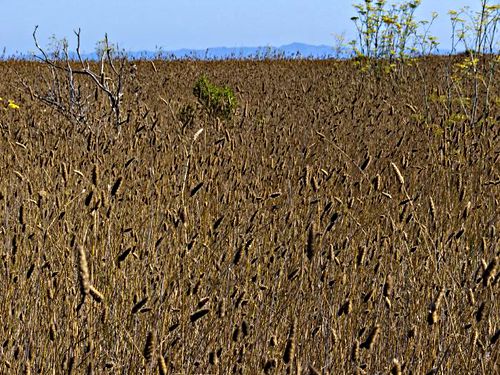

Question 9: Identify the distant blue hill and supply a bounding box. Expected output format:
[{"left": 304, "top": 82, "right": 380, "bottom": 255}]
[
  {"left": 81, "top": 42, "right": 348, "bottom": 60},
  {"left": 10, "top": 43, "right": 456, "bottom": 61},
  {"left": 77, "top": 43, "right": 457, "bottom": 61}
]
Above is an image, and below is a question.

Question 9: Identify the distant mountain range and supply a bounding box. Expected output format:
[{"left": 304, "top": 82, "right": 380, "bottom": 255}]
[
  {"left": 10, "top": 42, "right": 456, "bottom": 61},
  {"left": 82, "top": 42, "right": 348, "bottom": 60}
]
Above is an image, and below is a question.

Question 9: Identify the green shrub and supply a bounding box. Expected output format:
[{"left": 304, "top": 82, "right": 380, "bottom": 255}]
[{"left": 193, "top": 75, "right": 237, "bottom": 120}]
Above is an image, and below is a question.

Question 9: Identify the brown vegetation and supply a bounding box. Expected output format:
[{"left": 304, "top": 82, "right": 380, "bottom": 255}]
[{"left": 0, "top": 56, "right": 498, "bottom": 373}]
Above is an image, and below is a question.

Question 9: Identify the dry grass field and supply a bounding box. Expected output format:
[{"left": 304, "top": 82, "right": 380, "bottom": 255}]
[{"left": 0, "top": 57, "right": 499, "bottom": 374}]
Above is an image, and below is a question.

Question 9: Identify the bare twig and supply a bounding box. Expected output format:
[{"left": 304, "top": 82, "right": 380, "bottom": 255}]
[{"left": 28, "top": 26, "right": 128, "bottom": 129}]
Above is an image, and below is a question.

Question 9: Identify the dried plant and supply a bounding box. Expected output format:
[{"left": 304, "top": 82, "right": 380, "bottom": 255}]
[{"left": 1, "top": 52, "right": 498, "bottom": 374}]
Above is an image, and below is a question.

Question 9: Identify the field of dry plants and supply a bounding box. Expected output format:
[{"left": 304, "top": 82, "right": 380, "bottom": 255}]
[{"left": 0, "top": 56, "right": 499, "bottom": 374}]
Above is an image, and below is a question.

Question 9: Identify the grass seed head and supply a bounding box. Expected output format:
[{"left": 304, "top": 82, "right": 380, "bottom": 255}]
[
  {"left": 482, "top": 257, "right": 497, "bottom": 287},
  {"left": 390, "top": 162, "right": 405, "bottom": 185},
  {"left": 391, "top": 358, "right": 402, "bottom": 375},
  {"left": 89, "top": 285, "right": 104, "bottom": 303},
  {"left": 383, "top": 274, "right": 393, "bottom": 297},
  {"left": 143, "top": 332, "right": 154, "bottom": 362},
  {"left": 283, "top": 318, "right": 297, "bottom": 364},
  {"left": 361, "top": 324, "right": 380, "bottom": 350},
  {"left": 306, "top": 222, "right": 316, "bottom": 261},
  {"left": 158, "top": 355, "right": 168, "bottom": 375},
  {"left": 111, "top": 176, "right": 123, "bottom": 197},
  {"left": 77, "top": 245, "right": 90, "bottom": 297},
  {"left": 92, "top": 164, "right": 99, "bottom": 186}
]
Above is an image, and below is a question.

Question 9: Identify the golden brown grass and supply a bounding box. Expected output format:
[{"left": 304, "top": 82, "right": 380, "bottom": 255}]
[{"left": 0, "top": 56, "right": 498, "bottom": 373}]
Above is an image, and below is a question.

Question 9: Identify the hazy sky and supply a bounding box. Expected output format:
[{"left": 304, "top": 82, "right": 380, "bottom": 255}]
[{"left": 0, "top": 0, "right": 490, "bottom": 55}]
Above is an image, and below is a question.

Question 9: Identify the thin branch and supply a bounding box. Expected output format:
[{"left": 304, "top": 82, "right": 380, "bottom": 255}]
[{"left": 30, "top": 26, "right": 127, "bottom": 127}]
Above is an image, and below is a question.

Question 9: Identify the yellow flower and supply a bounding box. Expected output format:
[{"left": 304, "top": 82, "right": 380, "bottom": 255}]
[
  {"left": 8, "top": 100, "right": 20, "bottom": 110},
  {"left": 382, "top": 16, "right": 395, "bottom": 25}
]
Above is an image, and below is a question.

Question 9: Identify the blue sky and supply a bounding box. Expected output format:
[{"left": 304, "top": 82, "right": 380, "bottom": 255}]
[{"left": 0, "top": 0, "right": 487, "bottom": 55}]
